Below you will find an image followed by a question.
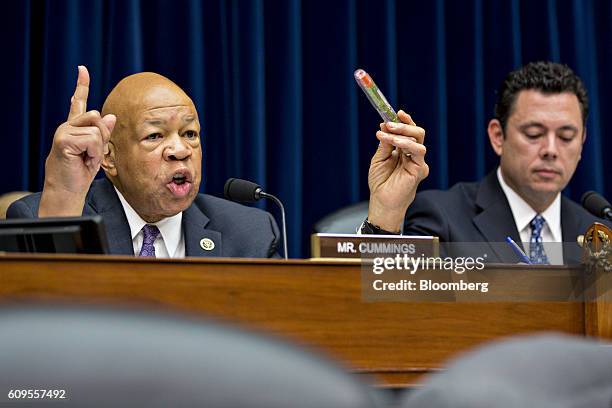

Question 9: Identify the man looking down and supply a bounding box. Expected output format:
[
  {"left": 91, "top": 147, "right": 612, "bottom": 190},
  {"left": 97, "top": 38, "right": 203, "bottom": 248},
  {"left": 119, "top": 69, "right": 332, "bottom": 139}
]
[{"left": 363, "top": 62, "right": 608, "bottom": 263}]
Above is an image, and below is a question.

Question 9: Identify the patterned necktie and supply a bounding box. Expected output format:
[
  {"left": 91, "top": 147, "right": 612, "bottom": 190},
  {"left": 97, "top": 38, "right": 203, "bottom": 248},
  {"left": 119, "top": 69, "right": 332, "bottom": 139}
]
[
  {"left": 139, "top": 224, "right": 160, "bottom": 257},
  {"left": 529, "top": 215, "right": 549, "bottom": 264}
]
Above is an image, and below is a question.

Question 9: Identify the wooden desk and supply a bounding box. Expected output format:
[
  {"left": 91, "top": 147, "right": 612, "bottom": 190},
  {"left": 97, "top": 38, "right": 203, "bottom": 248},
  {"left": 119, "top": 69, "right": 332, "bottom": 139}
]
[{"left": 0, "top": 254, "right": 599, "bottom": 387}]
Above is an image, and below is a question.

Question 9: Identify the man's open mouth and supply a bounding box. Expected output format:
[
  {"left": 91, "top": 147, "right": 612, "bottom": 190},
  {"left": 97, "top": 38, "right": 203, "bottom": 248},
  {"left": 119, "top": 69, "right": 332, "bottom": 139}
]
[
  {"left": 166, "top": 170, "right": 193, "bottom": 198},
  {"left": 168, "top": 169, "right": 192, "bottom": 184},
  {"left": 172, "top": 174, "right": 188, "bottom": 185}
]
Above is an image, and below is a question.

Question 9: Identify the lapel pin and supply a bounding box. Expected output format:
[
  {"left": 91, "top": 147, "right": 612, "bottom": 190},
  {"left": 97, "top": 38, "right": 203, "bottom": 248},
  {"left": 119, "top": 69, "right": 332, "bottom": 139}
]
[{"left": 200, "top": 238, "right": 215, "bottom": 251}]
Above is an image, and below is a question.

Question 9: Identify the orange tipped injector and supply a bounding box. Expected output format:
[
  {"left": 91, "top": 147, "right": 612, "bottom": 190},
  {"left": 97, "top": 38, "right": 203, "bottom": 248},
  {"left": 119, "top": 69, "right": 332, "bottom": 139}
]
[{"left": 354, "top": 69, "right": 399, "bottom": 123}]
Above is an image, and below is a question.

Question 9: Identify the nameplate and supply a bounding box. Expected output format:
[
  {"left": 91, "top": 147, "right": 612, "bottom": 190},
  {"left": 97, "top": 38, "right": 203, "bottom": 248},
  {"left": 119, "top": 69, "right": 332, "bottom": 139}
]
[{"left": 311, "top": 233, "right": 439, "bottom": 259}]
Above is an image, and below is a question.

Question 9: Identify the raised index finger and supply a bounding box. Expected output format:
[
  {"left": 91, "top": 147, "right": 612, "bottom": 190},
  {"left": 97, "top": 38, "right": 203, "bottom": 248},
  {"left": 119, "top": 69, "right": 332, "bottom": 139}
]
[{"left": 67, "top": 65, "right": 90, "bottom": 121}]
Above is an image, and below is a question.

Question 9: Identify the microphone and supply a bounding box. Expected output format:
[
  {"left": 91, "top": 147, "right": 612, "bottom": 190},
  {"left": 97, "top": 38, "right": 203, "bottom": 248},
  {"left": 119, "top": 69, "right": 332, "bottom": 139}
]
[
  {"left": 224, "top": 178, "right": 289, "bottom": 259},
  {"left": 581, "top": 191, "right": 612, "bottom": 221}
]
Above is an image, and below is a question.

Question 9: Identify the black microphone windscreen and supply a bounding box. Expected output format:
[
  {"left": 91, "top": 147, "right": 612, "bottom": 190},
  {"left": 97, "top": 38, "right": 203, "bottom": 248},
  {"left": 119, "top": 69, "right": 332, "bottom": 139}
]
[
  {"left": 581, "top": 191, "right": 612, "bottom": 218},
  {"left": 224, "top": 178, "right": 262, "bottom": 203}
]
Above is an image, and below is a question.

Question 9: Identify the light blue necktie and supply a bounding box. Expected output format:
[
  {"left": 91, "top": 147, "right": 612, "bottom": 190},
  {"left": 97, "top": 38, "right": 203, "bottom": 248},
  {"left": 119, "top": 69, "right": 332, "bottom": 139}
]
[
  {"left": 529, "top": 215, "right": 549, "bottom": 264},
  {"left": 139, "top": 224, "right": 160, "bottom": 257}
]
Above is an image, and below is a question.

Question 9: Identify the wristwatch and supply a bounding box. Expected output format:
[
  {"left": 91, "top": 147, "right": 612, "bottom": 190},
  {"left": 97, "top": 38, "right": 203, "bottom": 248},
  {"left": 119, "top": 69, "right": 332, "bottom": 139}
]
[{"left": 360, "top": 218, "right": 401, "bottom": 235}]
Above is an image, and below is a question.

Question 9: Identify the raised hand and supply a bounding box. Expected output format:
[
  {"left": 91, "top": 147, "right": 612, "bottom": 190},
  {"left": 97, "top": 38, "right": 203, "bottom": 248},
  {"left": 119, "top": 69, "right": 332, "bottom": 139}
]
[
  {"left": 39, "top": 66, "right": 117, "bottom": 217},
  {"left": 367, "top": 110, "right": 429, "bottom": 232}
]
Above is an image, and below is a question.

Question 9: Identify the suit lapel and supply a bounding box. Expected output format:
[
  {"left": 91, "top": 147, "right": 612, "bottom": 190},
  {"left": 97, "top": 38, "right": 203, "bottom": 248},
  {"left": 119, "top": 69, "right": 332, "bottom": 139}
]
[
  {"left": 472, "top": 172, "right": 522, "bottom": 262},
  {"left": 560, "top": 196, "right": 584, "bottom": 263},
  {"left": 183, "top": 202, "right": 222, "bottom": 257},
  {"left": 89, "top": 178, "right": 134, "bottom": 255},
  {"left": 560, "top": 196, "right": 582, "bottom": 243}
]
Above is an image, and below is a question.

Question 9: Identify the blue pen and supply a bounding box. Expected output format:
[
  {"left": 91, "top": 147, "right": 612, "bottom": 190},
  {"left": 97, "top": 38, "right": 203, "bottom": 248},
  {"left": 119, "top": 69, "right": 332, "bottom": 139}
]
[{"left": 505, "top": 236, "right": 532, "bottom": 264}]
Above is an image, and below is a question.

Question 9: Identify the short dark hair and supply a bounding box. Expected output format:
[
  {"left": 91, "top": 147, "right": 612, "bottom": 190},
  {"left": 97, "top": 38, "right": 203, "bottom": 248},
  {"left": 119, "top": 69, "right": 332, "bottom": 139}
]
[{"left": 494, "top": 61, "right": 589, "bottom": 131}]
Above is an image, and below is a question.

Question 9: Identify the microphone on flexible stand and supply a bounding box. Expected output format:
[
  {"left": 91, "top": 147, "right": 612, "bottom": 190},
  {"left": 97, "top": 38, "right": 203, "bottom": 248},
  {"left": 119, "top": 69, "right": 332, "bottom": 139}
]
[
  {"left": 581, "top": 191, "right": 612, "bottom": 221},
  {"left": 224, "top": 178, "right": 289, "bottom": 259}
]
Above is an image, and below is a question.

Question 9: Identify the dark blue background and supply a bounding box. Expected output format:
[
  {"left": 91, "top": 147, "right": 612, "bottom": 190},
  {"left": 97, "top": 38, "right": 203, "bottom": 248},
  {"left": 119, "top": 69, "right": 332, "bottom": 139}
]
[{"left": 2, "top": 0, "right": 610, "bottom": 258}]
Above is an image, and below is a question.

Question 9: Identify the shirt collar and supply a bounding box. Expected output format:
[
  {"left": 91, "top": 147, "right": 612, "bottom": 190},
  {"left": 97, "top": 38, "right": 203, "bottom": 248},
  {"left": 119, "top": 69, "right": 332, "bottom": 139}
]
[
  {"left": 540, "top": 193, "right": 561, "bottom": 241},
  {"left": 496, "top": 167, "right": 562, "bottom": 241},
  {"left": 114, "top": 187, "right": 183, "bottom": 257}
]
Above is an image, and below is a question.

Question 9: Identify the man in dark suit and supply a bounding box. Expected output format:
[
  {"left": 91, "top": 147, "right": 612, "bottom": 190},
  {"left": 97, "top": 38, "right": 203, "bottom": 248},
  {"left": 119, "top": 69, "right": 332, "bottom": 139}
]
[
  {"left": 363, "top": 62, "right": 607, "bottom": 263},
  {"left": 402, "top": 171, "right": 603, "bottom": 263},
  {"left": 8, "top": 67, "right": 279, "bottom": 258}
]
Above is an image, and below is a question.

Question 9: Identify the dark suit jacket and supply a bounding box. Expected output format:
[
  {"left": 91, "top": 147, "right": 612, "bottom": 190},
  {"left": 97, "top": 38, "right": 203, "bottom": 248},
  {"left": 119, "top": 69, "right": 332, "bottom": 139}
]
[
  {"left": 404, "top": 171, "right": 609, "bottom": 263},
  {"left": 7, "top": 178, "right": 280, "bottom": 258}
]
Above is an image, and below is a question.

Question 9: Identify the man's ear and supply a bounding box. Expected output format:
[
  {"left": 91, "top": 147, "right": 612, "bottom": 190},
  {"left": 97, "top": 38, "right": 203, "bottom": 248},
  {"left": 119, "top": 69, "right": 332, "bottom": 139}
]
[
  {"left": 487, "top": 119, "right": 504, "bottom": 157},
  {"left": 101, "top": 141, "right": 118, "bottom": 177}
]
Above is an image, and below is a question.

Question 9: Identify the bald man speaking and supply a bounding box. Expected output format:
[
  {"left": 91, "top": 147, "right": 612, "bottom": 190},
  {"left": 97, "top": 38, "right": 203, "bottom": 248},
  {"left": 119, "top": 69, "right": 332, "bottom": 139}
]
[{"left": 8, "top": 67, "right": 280, "bottom": 258}]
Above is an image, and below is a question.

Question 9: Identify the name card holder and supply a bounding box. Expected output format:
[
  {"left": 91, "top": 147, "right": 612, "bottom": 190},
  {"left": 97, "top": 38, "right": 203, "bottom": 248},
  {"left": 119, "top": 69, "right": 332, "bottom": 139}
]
[{"left": 311, "top": 233, "right": 439, "bottom": 260}]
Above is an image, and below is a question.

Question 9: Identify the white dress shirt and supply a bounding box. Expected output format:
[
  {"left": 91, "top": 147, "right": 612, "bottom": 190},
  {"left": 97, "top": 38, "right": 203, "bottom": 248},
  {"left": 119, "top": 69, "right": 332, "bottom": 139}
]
[
  {"left": 497, "top": 168, "right": 563, "bottom": 264},
  {"left": 114, "top": 187, "right": 186, "bottom": 258}
]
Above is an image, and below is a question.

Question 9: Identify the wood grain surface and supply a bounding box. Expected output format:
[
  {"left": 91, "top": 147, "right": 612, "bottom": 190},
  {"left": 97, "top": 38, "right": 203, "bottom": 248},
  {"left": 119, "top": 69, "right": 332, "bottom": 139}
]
[{"left": 0, "top": 254, "right": 594, "bottom": 387}]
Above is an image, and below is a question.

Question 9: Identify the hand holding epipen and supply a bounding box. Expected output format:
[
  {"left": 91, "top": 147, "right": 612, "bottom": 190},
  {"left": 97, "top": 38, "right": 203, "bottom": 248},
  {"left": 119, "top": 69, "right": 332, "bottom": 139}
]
[{"left": 354, "top": 69, "right": 399, "bottom": 123}]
